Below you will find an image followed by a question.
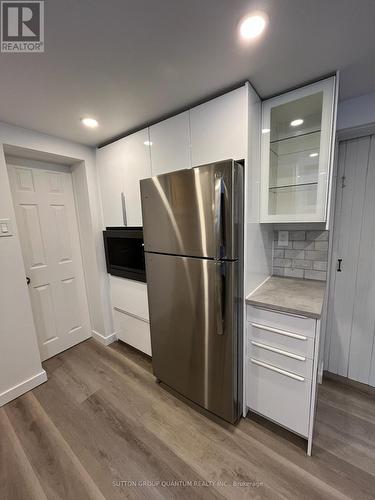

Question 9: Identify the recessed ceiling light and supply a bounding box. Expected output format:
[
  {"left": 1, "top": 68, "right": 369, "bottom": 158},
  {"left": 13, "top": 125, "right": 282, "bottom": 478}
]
[
  {"left": 81, "top": 117, "right": 98, "bottom": 128},
  {"left": 239, "top": 14, "right": 267, "bottom": 40},
  {"left": 309, "top": 152, "right": 319, "bottom": 158},
  {"left": 290, "top": 119, "right": 304, "bottom": 127},
  {"left": 144, "top": 141, "right": 153, "bottom": 146},
  {"left": 262, "top": 128, "right": 271, "bottom": 134}
]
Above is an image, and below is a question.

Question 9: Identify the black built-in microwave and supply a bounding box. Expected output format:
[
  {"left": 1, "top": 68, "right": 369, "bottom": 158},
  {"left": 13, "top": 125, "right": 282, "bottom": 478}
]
[{"left": 103, "top": 227, "right": 146, "bottom": 282}]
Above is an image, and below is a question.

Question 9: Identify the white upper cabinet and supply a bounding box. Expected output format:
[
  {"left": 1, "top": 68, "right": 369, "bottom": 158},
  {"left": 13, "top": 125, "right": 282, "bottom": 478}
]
[
  {"left": 97, "top": 128, "right": 152, "bottom": 228},
  {"left": 97, "top": 140, "right": 124, "bottom": 228},
  {"left": 149, "top": 111, "right": 191, "bottom": 175},
  {"left": 190, "top": 86, "right": 247, "bottom": 166},
  {"left": 260, "top": 77, "right": 336, "bottom": 223},
  {"left": 120, "top": 129, "right": 152, "bottom": 226}
]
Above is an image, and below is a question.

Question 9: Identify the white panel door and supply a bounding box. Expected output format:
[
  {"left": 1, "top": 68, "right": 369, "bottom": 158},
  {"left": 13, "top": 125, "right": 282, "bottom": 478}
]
[
  {"left": 190, "top": 86, "right": 247, "bottom": 167},
  {"left": 149, "top": 111, "right": 191, "bottom": 175},
  {"left": 120, "top": 129, "right": 152, "bottom": 226},
  {"left": 8, "top": 163, "right": 91, "bottom": 361},
  {"left": 326, "top": 135, "right": 375, "bottom": 386}
]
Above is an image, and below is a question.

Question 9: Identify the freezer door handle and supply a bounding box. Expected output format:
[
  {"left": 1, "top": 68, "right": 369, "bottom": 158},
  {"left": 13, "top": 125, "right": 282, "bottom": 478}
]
[
  {"left": 214, "top": 173, "right": 225, "bottom": 259},
  {"left": 215, "top": 262, "right": 226, "bottom": 335}
]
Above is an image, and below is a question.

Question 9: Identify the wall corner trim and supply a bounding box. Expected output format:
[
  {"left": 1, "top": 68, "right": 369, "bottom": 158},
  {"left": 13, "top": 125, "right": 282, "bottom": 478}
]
[
  {"left": 92, "top": 329, "right": 117, "bottom": 346},
  {"left": 0, "top": 370, "right": 47, "bottom": 407}
]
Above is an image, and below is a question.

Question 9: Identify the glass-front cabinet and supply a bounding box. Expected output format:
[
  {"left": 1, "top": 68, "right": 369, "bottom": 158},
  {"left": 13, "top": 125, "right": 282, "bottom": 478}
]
[{"left": 260, "top": 77, "right": 336, "bottom": 222}]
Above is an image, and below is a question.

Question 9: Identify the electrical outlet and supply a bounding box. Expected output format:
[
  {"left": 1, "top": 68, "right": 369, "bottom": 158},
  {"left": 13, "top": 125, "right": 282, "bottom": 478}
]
[{"left": 278, "top": 230, "right": 289, "bottom": 247}]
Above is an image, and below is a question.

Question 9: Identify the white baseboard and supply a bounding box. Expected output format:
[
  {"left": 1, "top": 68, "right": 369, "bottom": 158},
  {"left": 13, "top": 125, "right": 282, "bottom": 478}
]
[
  {"left": 92, "top": 329, "right": 117, "bottom": 346},
  {"left": 0, "top": 370, "right": 47, "bottom": 407}
]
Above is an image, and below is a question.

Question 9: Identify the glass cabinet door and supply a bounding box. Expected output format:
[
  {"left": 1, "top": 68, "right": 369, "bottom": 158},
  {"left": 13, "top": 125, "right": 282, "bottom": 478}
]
[{"left": 260, "top": 77, "right": 336, "bottom": 222}]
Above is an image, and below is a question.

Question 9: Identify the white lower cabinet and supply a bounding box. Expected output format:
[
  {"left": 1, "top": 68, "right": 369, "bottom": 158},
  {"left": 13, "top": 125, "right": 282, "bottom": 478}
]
[
  {"left": 110, "top": 276, "right": 149, "bottom": 321},
  {"left": 247, "top": 358, "right": 311, "bottom": 437},
  {"left": 110, "top": 276, "right": 151, "bottom": 356},
  {"left": 113, "top": 309, "right": 151, "bottom": 356},
  {"left": 246, "top": 305, "right": 320, "bottom": 455}
]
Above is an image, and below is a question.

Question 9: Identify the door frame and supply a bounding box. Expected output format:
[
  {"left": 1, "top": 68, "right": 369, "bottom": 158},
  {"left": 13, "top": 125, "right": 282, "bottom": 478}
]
[
  {"left": 337, "top": 123, "right": 375, "bottom": 142},
  {"left": 5, "top": 149, "right": 98, "bottom": 358}
]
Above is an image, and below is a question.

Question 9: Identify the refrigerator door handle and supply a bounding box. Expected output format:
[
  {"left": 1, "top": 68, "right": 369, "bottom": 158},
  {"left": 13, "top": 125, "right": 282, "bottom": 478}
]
[
  {"left": 215, "top": 262, "right": 226, "bottom": 335},
  {"left": 214, "top": 174, "right": 224, "bottom": 259}
]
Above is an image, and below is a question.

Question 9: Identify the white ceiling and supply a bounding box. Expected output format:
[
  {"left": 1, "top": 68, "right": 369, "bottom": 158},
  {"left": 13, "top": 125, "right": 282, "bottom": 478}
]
[{"left": 1, "top": 0, "right": 375, "bottom": 146}]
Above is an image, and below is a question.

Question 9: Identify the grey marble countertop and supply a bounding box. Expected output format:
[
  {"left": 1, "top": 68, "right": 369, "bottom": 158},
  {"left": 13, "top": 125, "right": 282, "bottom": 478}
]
[{"left": 246, "top": 276, "right": 326, "bottom": 319}]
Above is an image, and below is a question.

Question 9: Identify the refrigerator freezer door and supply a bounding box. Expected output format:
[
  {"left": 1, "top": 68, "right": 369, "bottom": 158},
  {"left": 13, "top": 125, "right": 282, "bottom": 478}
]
[
  {"left": 140, "top": 160, "right": 241, "bottom": 260},
  {"left": 145, "top": 252, "right": 239, "bottom": 423}
]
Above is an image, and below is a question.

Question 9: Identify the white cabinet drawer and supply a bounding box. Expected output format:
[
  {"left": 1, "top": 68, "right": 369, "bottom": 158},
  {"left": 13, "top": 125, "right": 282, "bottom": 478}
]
[
  {"left": 248, "top": 323, "right": 314, "bottom": 358},
  {"left": 247, "top": 358, "right": 311, "bottom": 437},
  {"left": 247, "top": 306, "right": 316, "bottom": 338},
  {"left": 114, "top": 309, "right": 152, "bottom": 356},
  {"left": 110, "top": 276, "right": 149, "bottom": 321},
  {"left": 248, "top": 340, "right": 313, "bottom": 380}
]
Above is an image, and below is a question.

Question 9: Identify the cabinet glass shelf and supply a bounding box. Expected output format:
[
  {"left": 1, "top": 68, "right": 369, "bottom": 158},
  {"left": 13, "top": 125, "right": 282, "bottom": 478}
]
[
  {"left": 270, "top": 129, "right": 321, "bottom": 146},
  {"left": 269, "top": 181, "right": 318, "bottom": 191},
  {"left": 270, "top": 131, "right": 321, "bottom": 157}
]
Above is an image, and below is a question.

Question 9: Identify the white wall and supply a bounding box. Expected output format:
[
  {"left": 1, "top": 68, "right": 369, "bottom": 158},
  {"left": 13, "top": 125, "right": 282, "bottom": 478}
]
[
  {"left": 0, "top": 145, "right": 47, "bottom": 405},
  {"left": 0, "top": 121, "right": 112, "bottom": 406},
  {"left": 337, "top": 91, "right": 375, "bottom": 131},
  {"left": 244, "top": 84, "right": 273, "bottom": 296}
]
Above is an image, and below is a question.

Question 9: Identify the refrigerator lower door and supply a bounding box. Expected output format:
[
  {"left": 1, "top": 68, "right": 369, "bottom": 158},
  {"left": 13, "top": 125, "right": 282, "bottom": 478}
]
[{"left": 145, "top": 252, "right": 240, "bottom": 423}]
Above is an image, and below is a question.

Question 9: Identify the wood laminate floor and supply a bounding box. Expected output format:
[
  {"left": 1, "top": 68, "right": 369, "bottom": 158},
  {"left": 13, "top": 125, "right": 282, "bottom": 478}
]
[{"left": 1, "top": 339, "right": 375, "bottom": 499}]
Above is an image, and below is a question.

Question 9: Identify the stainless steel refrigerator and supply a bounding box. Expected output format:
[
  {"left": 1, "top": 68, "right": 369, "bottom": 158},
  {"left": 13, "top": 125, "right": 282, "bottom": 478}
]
[{"left": 140, "top": 159, "right": 243, "bottom": 424}]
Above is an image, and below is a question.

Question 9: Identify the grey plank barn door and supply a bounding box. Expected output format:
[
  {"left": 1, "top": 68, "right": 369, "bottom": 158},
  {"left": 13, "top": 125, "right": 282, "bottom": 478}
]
[{"left": 326, "top": 134, "right": 375, "bottom": 386}]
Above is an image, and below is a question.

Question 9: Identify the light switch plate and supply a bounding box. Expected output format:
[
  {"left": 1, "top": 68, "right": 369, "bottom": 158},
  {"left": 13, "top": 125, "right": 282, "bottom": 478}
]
[
  {"left": 278, "top": 230, "right": 289, "bottom": 247},
  {"left": 0, "top": 219, "right": 13, "bottom": 237}
]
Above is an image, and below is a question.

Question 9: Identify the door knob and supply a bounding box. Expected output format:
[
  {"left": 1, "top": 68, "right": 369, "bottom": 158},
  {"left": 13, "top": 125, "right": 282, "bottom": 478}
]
[{"left": 26, "top": 276, "right": 31, "bottom": 285}]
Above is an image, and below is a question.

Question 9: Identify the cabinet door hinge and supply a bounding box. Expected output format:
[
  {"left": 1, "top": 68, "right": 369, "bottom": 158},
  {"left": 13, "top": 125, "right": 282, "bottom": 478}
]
[{"left": 341, "top": 175, "right": 346, "bottom": 188}]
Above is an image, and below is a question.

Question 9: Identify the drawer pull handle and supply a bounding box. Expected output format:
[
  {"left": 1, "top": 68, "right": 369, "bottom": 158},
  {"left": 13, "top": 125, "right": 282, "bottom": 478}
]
[
  {"left": 250, "top": 322, "right": 307, "bottom": 340},
  {"left": 250, "top": 358, "right": 305, "bottom": 382},
  {"left": 250, "top": 340, "right": 306, "bottom": 361},
  {"left": 251, "top": 306, "right": 309, "bottom": 320},
  {"left": 113, "top": 307, "right": 150, "bottom": 324}
]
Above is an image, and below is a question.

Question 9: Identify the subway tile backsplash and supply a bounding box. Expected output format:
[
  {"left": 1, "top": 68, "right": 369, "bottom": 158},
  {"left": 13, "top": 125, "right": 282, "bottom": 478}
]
[{"left": 273, "top": 230, "right": 329, "bottom": 281}]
